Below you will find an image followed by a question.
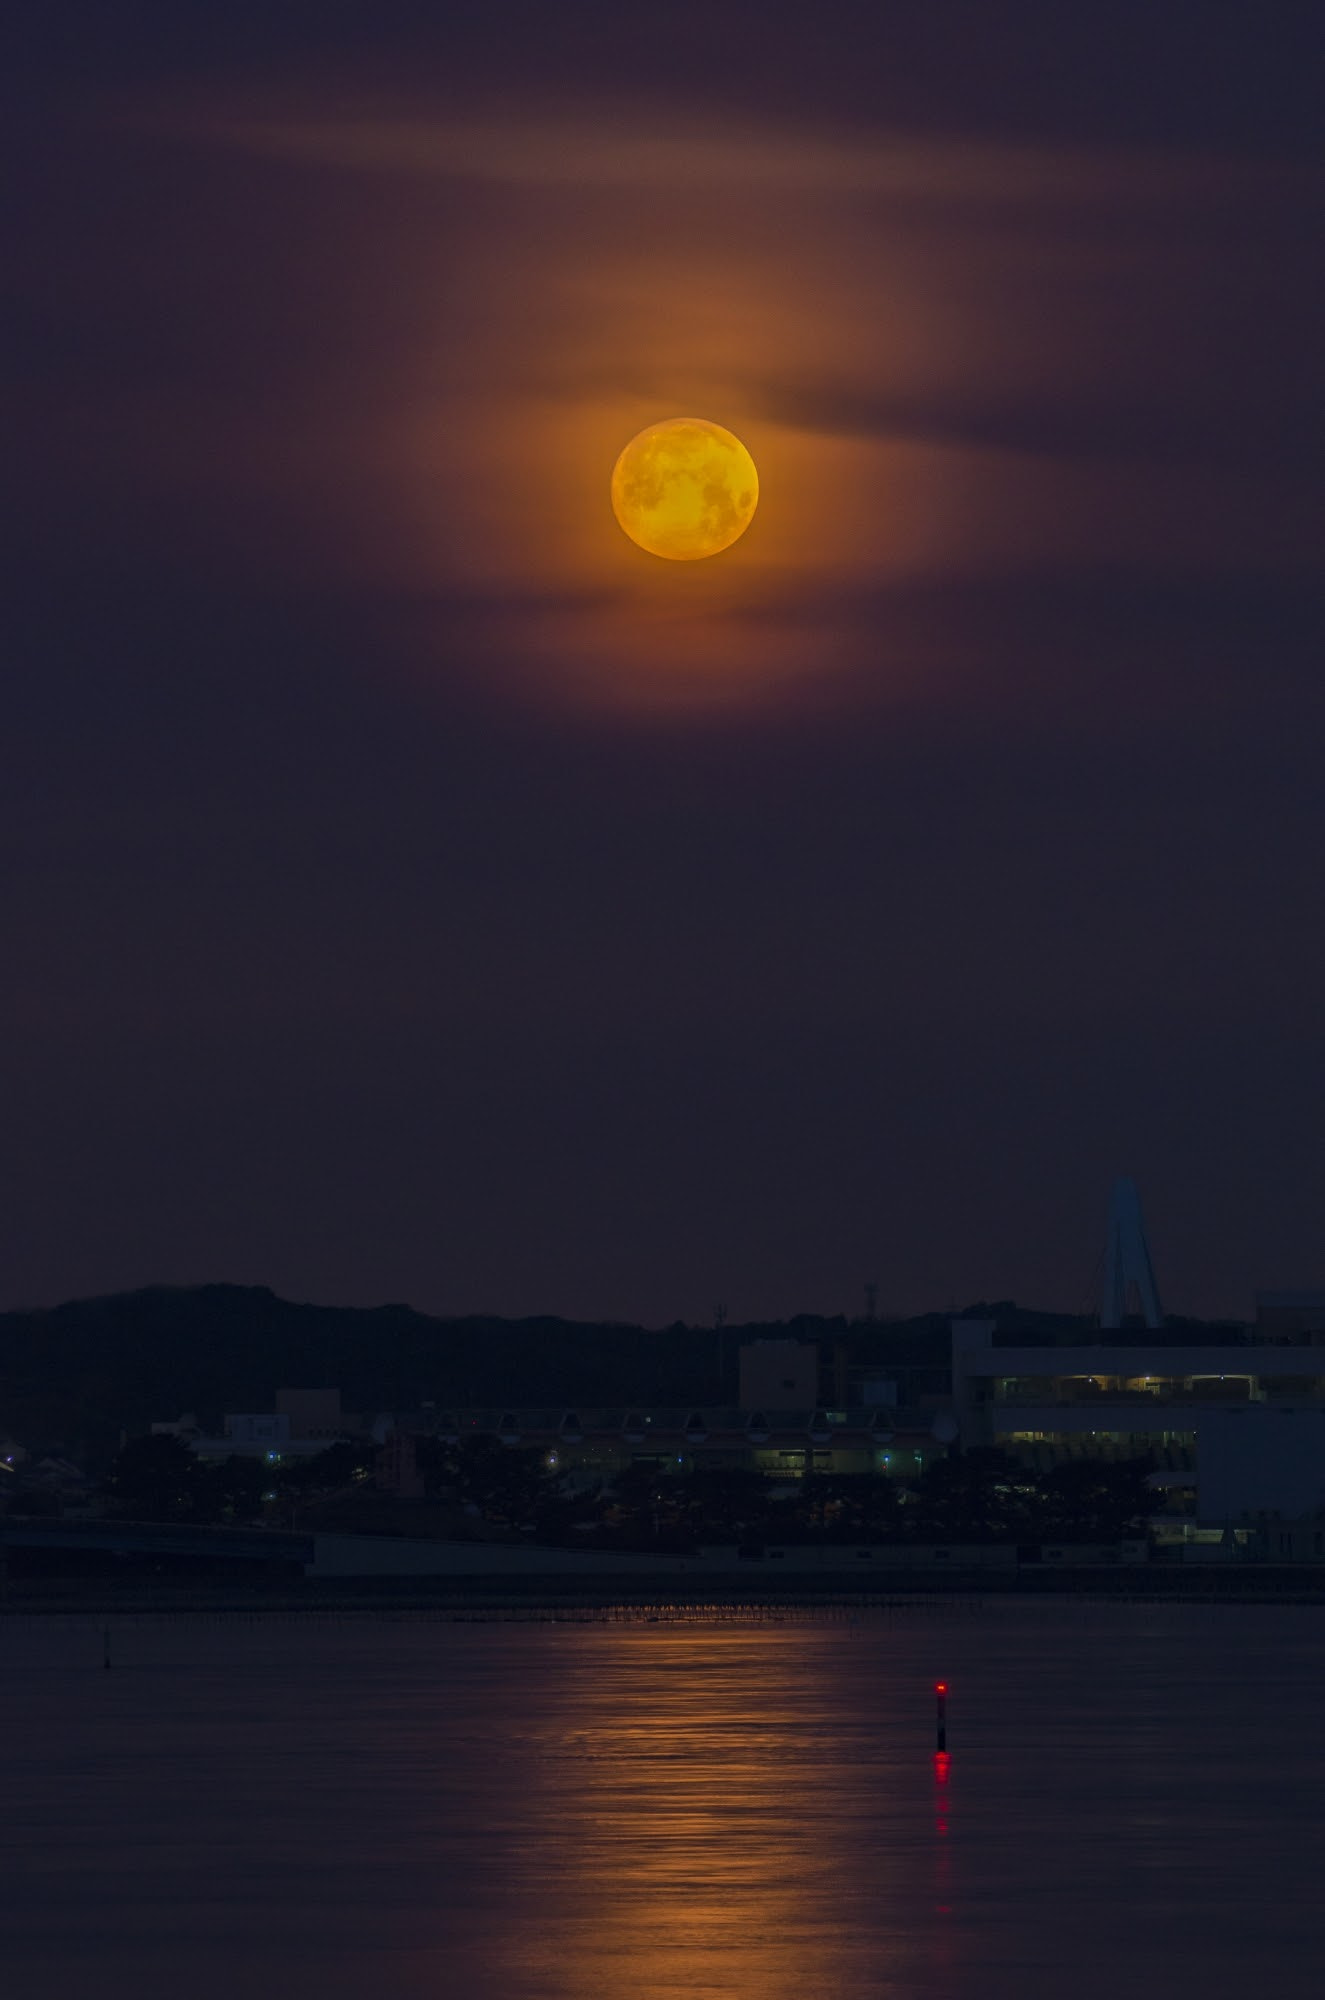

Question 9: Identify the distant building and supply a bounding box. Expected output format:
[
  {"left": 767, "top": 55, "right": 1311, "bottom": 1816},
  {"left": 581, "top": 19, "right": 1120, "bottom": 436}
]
[
  {"left": 739, "top": 1340, "right": 819, "bottom": 1411},
  {"left": 951, "top": 1316, "right": 1325, "bottom": 1529},
  {"left": 190, "top": 1412, "right": 331, "bottom": 1464},
  {"left": 276, "top": 1388, "right": 345, "bottom": 1440},
  {"left": 1198, "top": 1408, "right": 1325, "bottom": 1523},
  {"left": 225, "top": 1413, "right": 291, "bottom": 1450},
  {"left": 151, "top": 1413, "right": 200, "bottom": 1441},
  {"left": 858, "top": 1378, "right": 899, "bottom": 1408},
  {"left": 427, "top": 1405, "right": 940, "bottom": 1489},
  {"left": 1255, "top": 1292, "right": 1325, "bottom": 1344}
]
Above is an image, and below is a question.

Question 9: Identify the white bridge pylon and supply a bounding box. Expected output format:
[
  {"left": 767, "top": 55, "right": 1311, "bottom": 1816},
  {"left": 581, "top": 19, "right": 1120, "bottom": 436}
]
[{"left": 1100, "top": 1175, "right": 1164, "bottom": 1329}]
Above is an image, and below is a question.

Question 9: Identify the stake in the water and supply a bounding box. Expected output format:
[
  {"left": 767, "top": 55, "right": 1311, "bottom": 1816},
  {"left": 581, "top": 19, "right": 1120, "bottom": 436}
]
[{"left": 936, "top": 1681, "right": 948, "bottom": 1751}]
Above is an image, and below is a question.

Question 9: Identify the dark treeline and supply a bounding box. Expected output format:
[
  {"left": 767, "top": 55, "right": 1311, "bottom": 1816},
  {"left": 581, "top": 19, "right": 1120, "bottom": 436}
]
[
  {"left": 1, "top": 1286, "right": 849, "bottom": 1461},
  {"left": 4, "top": 1279, "right": 1237, "bottom": 1469},
  {"left": 0, "top": 1284, "right": 975, "bottom": 1463},
  {"left": 100, "top": 1434, "right": 1158, "bottom": 1548}
]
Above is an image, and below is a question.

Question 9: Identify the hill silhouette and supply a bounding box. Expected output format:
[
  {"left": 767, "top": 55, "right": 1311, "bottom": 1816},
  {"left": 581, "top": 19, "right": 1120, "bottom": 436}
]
[
  {"left": 3, "top": 1284, "right": 1195, "bottom": 1469},
  {"left": 0, "top": 1285, "right": 735, "bottom": 1464}
]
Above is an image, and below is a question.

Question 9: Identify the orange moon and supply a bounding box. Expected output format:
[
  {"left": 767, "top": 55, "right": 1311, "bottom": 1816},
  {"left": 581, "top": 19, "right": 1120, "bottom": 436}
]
[{"left": 611, "top": 417, "right": 759, "bottom": 560}]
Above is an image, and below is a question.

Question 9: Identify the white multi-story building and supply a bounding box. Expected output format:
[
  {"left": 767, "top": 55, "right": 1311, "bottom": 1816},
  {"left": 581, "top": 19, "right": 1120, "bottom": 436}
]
[{"left": 951, "top": 1317, "right": 1325, "bottom": 1527}]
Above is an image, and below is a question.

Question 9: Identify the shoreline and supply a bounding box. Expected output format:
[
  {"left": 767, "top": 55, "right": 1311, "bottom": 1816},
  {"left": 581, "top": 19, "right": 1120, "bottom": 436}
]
[{"left": 7, "top": 1564, "right": 1325, "bottom": 1615}]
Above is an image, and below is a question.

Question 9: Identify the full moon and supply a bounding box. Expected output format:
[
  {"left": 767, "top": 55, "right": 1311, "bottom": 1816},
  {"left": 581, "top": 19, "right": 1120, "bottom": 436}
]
[{"left": 611, "top": 417, "right": 759, "bottom": 561}]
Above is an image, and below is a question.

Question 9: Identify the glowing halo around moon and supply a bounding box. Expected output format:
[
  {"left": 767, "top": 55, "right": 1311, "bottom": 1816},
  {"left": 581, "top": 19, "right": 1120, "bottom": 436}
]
[{"left": 611, "top": 417, "right": 759, "bottom": 560}]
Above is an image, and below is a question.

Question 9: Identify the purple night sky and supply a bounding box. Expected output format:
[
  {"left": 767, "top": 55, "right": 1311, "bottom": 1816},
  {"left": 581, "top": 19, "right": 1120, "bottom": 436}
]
[{"left": 5, "top": 2, "right": 1324, "bottom": 1323}]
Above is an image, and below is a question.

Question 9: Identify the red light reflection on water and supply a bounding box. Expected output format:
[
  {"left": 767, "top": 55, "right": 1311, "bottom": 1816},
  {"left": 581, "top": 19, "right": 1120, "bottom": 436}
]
[{"left": 933, "top": 1749, "right": 952, "bottom": 1914}]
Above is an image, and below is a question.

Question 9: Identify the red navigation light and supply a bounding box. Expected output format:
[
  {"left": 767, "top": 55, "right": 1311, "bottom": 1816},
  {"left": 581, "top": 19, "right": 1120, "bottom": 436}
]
[{"left": 936, "top": 1681, "right": 947, "bottom": 1693}]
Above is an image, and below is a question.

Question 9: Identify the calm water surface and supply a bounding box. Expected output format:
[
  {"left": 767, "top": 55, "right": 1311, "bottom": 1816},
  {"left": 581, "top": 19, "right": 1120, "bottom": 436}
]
[{"left": 3, "top": 1602, "right": 1322, "bottom": 1998}]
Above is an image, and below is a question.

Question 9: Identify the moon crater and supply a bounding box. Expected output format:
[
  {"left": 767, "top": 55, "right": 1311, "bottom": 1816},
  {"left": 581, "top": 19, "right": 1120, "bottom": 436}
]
[{"left": 611, "top": 418, "right": 759, "bottom": 561}]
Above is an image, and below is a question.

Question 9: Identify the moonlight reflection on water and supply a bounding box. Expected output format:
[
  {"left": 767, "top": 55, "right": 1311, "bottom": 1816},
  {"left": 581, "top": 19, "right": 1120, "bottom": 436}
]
[{"left": 2, "top": 1605, "right": 1322, "bottom": 2000}]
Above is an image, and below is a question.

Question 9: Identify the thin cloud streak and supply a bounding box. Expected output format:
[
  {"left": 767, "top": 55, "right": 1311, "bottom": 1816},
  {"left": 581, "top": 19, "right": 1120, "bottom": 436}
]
[{"left": 201, "top": 99, "right": 1313, "bottom": 207}]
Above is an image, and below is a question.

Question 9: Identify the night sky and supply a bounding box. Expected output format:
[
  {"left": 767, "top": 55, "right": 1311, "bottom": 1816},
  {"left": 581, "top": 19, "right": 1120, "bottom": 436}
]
[{"left": 5, "top": 2, "right": 1324, "bottom": 1324}]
